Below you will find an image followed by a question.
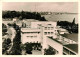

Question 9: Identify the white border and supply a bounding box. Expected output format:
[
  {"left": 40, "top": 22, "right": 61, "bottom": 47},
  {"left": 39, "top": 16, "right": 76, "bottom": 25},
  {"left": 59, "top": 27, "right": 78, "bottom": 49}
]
[
  {"left": 0, "top": 0, "right": 80, "bottom": 57},
  {"left": 1, "top": 0, "right": 79, "bottom": 2}
]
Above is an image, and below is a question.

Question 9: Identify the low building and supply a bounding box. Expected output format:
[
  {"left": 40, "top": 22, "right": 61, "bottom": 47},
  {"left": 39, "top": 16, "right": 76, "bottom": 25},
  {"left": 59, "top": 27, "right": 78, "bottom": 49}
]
[
  {"left": 21, "top": 28, "right": 42, "bottom": 44},
  {"left": 21, "top": 21, "right": 57, "bottom": 44}
]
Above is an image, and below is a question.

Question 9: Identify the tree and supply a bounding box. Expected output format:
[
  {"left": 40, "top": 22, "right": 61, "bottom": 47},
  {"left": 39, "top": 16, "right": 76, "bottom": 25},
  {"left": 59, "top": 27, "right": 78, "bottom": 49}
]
[
  {"left": 7, "top": 23, "right": 12, "bottom": 26},
  {"left": 40, "top": 16, "right": 46, "bottom": 21},
  {"left": 2, "top": 11, "right": 47, "bottom": 21},
  {"left": 57, "top": 20, "right": 78, "bottom": 33},
  {"left": 25, "top": 43, "right": 32, "bottom": 54},
  {"left": 72, "top": 18, "right": 75, "bottom": 25},
  {"left": 10, "top": 25, "right": 22, "bottom": 55},
  {"left": 44, "top": 46, "right": 56, "bottom": 55},
  {"left": 6, "top": 38, "right": 11, "bottom": 45},
  {"left": 2, "top": 38, "right": 11, "bottom": 54},
  {"left": 2, "top": 23, "right": 7, "bottom": 33}
]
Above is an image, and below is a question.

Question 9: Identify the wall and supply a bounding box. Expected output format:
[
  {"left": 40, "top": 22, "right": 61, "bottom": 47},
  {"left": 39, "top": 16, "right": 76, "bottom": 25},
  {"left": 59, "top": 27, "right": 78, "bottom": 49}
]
[
  {"left": 46, "top": 37, "right": 63, "bottom": 55},
  {"left": 21, "top": 28, "right": 42, "bottom": 44}
]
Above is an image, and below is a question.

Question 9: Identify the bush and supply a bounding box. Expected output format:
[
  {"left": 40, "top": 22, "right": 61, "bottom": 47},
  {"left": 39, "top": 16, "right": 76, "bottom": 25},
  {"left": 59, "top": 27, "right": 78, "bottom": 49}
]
[
  {"left": 2, "top": 38, "right": 11, "bottom": 54},
  {"left": 44, "top": 46, "right": 56, "bottom": 55},
  {"left": 10, "top": 25, "right": 22, "bottom": 55},
  {"left": 25, "top": 43, "right": 33, "bottom": 54}
]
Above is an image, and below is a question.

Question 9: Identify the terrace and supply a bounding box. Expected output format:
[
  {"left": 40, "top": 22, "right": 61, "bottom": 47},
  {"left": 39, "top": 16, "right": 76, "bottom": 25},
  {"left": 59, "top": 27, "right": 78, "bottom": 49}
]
[{"left": 48, "top": 33, "right": 77, "bottom": 45}]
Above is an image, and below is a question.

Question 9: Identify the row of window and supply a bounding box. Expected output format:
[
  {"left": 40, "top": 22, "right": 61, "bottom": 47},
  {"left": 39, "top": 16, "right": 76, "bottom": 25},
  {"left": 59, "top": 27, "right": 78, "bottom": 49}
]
[
  {"left": 44, "top": 27, "right": 54, "bottom": 30},
  {"left": 44, "top": 32, "right": 53, "bottom": 35},
  {"left": 22, "top": 32, "right": 40, "bottom": 34}
]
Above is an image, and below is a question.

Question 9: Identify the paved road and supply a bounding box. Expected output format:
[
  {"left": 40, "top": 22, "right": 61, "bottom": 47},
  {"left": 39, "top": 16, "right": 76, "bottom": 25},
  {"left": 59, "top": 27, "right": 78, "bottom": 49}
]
[
  {"left": 9, "top": 27, "right": 16, "bottom": 42},
  {"left": 7, "top": 27, "right": 16, "bottom": 52}
]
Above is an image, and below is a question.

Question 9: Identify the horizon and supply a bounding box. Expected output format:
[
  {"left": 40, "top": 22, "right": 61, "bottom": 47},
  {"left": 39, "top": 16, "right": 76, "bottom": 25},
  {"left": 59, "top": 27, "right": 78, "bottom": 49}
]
[
  {"left": 2, "top": 10, "right": 78, "bottom": 14},
  {"left": 2, "top": 2, "right": 78, "bottom": 13},
  {"left": 2, "top": 2, "right": 78, "bottom": 24}
]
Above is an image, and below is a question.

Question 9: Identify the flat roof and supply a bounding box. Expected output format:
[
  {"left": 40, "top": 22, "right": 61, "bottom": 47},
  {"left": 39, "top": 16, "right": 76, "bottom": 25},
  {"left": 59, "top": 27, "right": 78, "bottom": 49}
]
[
  {"left": 21, "top": 28, "right": 41, "bottom": 32},
  {"left": 64, "top": 44, "right": 78, "bottom": 53}
]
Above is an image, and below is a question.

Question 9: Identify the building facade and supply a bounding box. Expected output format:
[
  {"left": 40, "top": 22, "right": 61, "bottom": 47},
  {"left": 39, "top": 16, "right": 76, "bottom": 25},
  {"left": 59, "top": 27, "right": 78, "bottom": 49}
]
[{"left": 20, "top": 21, "right": 78, "bottom": 55}]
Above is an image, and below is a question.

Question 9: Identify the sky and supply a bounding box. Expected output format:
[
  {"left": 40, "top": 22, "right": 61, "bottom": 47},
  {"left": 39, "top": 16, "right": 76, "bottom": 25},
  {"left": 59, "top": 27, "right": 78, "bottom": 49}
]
[{"left": 2, "top": 2, "right": 78, "bottom": 13}]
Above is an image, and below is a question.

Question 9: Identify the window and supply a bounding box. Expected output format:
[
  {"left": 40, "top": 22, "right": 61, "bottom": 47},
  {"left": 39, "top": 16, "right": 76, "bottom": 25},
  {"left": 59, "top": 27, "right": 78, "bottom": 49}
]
[
  {"left": 51, "top": 32, "right": 53, "bottom": 34},
  {"left": 51, "top": 27, "right": 53, "bottom": 30},
  {"left": 31, "top": 36, "right": 33, "bottom": 38},
  {"left": 48, "top": 27, "right": 50, "bottom": 30},
  {"left": 38, "top": 32, "right": 40, "bottom": 34},
  {"left": 45, "top": 27, "right": 47, "bottom": 30},
  {"left": 48, "top": 32, "right": 50, "bottom": 34},
  {"left": 44, "top": 32, "right": 47, "bottom": 35},
  {"left": 27, "top": 36, "right": 29, "bottom": 38},
  {"left": 48, "top": 24, "right": 51, "bottom": 25}
]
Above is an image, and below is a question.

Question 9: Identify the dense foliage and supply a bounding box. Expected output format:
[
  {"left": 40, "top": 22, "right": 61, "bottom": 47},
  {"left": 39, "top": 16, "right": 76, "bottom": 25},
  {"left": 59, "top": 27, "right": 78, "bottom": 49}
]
[
  {"left": 2, "top": 38, "right": 11, "bottom": 54},
  {"left": 23, "top": 42, "right": 42, "bottom": 54},
  {"left": 57, "top": 18, "right": 78, "bottom": 33},
  {"left": 25, "top": 43, "right": 33, "bottom": 54},
  {"left": 2, "top": 11, "right": 47, "bottom": 21},
  {"left": 10, "top": 23, "right": 22, "bottom": 55},
  {"left": 44, "top": 46, "right": 56, "bottom": 55},
  {"left": 2, "top": 23, "right": 7, "bottom": 33}
]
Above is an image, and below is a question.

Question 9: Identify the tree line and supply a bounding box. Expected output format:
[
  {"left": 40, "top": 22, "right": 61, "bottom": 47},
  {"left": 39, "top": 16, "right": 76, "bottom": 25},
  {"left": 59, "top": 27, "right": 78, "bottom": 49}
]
[
  {"left": 57, "top": 18, "right": 78, "bottom": 33},
  {"left": 2, "top": 11, "right": 47, "bottom": 21}
]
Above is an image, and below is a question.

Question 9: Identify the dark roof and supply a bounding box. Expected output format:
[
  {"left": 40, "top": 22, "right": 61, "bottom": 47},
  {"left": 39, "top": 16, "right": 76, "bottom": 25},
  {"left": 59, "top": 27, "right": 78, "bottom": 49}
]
[
  {"left": 64, "top": 44, "right": 78, "bottom": 53},
  {"left": 61, "top": 33, "right": 78, "bottom": 42}
]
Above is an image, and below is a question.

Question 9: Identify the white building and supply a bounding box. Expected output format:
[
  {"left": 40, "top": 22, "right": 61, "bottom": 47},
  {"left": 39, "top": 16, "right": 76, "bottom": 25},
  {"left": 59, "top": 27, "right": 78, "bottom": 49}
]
[
  {"left": 21, "top": 21, "right": 57, "bottom": 52},
  {"left": 3, "top": 18, "right": 78, "bottom": 55},
  {"left": 20, "top": 21, "right": 78, "bottom": 55},
  {"left": 21, "top": 22, "right": 57, "bottom": 42},
  {"left": 21, "top": 28, "right": 42, "bottom": 44}
]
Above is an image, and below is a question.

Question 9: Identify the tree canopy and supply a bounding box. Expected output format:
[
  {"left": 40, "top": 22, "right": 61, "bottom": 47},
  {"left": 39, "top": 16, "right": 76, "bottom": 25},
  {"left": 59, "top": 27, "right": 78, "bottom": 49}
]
[
  {"left": 10, "top": 24, "right": 22, "bottom": 55},
  {"left": 44, "top": 46, "right": 56, "bottom": 55},
  {"left": 2, "top": 11, "right": 47, "bottom": 21},
  {"left": 57, "top": 19, "right": 78, "bottom": 33}
]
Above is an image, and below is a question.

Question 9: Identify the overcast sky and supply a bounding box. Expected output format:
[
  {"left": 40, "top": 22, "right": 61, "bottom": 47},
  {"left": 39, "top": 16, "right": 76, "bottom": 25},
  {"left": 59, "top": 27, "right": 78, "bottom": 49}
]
[{"left": 2, "top": 2, "right": 78, "bottom": 13}]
